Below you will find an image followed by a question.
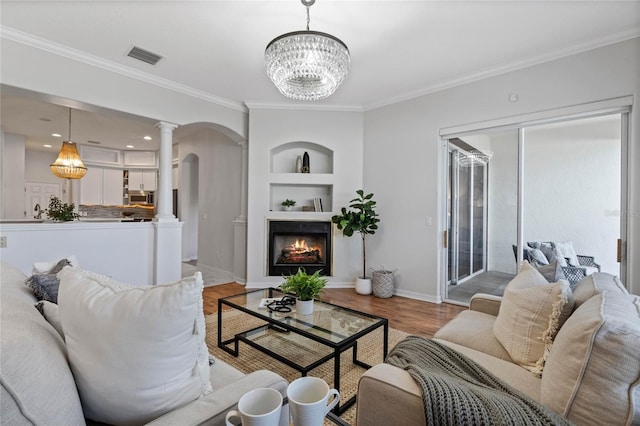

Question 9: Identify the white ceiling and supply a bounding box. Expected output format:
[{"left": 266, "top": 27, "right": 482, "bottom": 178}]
[{"left": 1, "top": 1, "right": 639, "bottom": 152}]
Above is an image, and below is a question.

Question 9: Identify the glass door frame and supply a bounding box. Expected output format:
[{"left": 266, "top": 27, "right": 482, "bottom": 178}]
[
  {"left": 447, "top": 145, "right": 488, "bottom": 286},
  {"left": 439, "top": 97, "right": 631, "bottom": 304}
]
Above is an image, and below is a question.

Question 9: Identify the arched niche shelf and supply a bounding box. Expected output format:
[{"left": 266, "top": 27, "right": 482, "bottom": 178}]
[{"left": 270, "top": 142, "right": 334, "bottom": 174}]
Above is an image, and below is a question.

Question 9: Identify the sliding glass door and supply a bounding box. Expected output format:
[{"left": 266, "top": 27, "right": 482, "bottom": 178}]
[
  {"left": 447, "top": 142, "right": 488, "bottom": 285},
  {"left": 443, "top": 111, "right": 627, "bottom": 305}
]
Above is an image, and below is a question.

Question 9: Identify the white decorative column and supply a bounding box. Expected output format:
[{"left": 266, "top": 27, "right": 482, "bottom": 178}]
[
  {"left": 155, "top": 121, "right": 178, "bottom": 222},
  {"left": 233, "top": 141, "right": 248, "bottom": 283},
  {"left": 153, "top": 121, "right": 182, "bottom": 284}
]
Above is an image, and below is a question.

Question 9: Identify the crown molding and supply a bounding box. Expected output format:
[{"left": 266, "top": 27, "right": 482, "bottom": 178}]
[
  {"left": 0, "top": 26, "right": 247, "bottom": 113},
  {"left": 244, "top": 101, "right": 363, "bottom": 112},
  {"left": 363, "top": 29, "right": 640, "bottom": 112}
]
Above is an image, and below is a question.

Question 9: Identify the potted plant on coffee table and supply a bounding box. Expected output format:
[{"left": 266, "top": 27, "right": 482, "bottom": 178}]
[
  {"left": 331, "top": 189, "right": 380, "bottom": 295},
  {"left": 280, "top": 267, "right": 328, "bottom": 315}
]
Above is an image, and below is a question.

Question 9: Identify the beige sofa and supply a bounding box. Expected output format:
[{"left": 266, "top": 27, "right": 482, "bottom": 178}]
[
  {"left": 357, "top": 272, "right": 640, "bottom": 425},
  {"left": 0, "top": 261, "right": 288, "bottom": 426}
]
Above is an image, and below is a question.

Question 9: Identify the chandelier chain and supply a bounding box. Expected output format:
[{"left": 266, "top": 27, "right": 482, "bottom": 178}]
[
  {"left": 302, "top": 0, "right": 314, "bottom": 31},
  {"left": 67, "top": 108, "right": 72, "bottom": 141}
]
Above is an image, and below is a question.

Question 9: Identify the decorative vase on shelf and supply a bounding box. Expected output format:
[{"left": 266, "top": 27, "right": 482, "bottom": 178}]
[
  {"left": 302, "top": 151, "right": 310, "bottom": 173},
  {"left": 296, "top": 155, "right": 303, "bottom": 173}
]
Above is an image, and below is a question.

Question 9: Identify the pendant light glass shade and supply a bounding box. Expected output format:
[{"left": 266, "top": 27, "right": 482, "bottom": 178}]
[
  {"left": 50, "top": 109, "right": 87, "bottom": 179},
  {"left": 265, "top": 0, "right": 350, "bottom": 101},
  {"left": 50, "top": 141, "right": 87, "bottom": 179}
]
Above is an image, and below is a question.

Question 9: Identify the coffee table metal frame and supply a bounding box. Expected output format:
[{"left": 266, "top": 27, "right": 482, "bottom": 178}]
[{"left": 218, "top": 288, "right": 389, "bottom": 415}]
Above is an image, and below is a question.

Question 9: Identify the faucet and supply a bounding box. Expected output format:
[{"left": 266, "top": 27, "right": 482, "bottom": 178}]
[{"left": 34, "top": 203, "right": 42, "bottom": 219}]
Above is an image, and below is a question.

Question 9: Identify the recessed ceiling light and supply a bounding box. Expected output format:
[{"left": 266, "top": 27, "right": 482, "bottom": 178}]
[
  {"left": 126, "top": 145, "right": 135, "bottom": 149},
  {"left": 143, "top": 136, "right": 152, "bottom": 141},
  {"left": 52, "top": 133, "right": 62, "bottom": 138},
  {"left": 43, "top": 144, "right": 52, "bottom": 148}
]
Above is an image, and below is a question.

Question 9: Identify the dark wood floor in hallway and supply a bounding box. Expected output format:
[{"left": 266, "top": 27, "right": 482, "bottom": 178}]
[{"left": 203, "top": 284, "right": 466, "bottom": 337}]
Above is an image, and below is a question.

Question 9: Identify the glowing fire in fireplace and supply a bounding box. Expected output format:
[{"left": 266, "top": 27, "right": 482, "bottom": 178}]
[
  {"left": 291, "top": 240, "right": 309, "bottom": 253},
  {"left": 277, "top": 238, "right": 323, "bottom": 264}
]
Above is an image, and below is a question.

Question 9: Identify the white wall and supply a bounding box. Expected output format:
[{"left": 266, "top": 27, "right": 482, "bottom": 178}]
[
  {"left": 25, "top": 150, "right": 60, "bottom": 183},
  {"left": 1, "top": 131, "right": 26, "bottom": 219},
  {"left": 246, "top": 107, "right": 364, "bottom": 287},
  {"left": 0, "top": 222, "right": 155, "bottom": 284},
  {"left": 178, "top": 128, "right": 243, "bottom": 277},
  {"left": 364, "top": 38, "right": 640, "bottom": 299}
]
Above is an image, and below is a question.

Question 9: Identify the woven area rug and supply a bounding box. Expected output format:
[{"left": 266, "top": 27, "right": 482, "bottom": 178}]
[{"left": 205, "top": 310, "right": 409, "bottom": 425}]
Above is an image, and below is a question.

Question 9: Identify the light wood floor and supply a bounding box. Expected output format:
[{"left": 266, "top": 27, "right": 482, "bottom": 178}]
[{"left": 203, "top": 284, "right": 466, "bottom": 337}]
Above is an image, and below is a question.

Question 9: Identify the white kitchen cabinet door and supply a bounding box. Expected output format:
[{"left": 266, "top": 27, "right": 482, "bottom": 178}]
[
  {"left": 80, "top": 167, "right": 123, "bottom": 205},
  {"left": 80, "top": 168, "right": 103, "bottom": 204},
  {"left": 142, "top": 171, "right": 157, "bottom": 191},
  {"left": 129, "top": 170, "right": 157, "bottom": 191},
  {"left": 103, "top": 168, "right": 124, "bottom": 205}
]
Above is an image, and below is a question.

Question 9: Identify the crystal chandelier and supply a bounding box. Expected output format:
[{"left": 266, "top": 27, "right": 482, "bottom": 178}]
[
  {"left": 265, "top": 0, "right": 350, "bottom": 101},
  {"left": 50, "top": 108, "right": 87, "bottom": 179}
]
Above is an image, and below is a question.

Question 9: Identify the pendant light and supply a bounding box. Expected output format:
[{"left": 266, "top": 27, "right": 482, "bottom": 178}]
[
  {"left": 50, "top": 108, "right": 87, "bottom": 179},
  {"left": 265, "top": 0, "right": 350, "bottom": 101}
]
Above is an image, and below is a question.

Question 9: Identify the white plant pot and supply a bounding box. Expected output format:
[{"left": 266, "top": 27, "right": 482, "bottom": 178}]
[
  {"left": 355, "top": 277, "right": 372, "bottom": 295},
  {"left": 296, "top": 299, "right": 314, "bottom": 315}
]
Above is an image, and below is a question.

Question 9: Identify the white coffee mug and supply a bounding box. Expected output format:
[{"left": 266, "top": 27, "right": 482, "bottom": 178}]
[
  {"left": 287, "top": 377, "right": 340, "bottom": 426},
  {"left": 225, "top": 387, "right": 283, "bottom": 426}
]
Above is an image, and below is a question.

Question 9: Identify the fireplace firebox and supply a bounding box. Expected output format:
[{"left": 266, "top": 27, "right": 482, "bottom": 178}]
[{"left": 268, "top": 221, "right": 332, "bottom": 277}]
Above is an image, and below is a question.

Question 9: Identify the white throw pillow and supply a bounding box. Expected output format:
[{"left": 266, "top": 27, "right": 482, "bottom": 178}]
[
  {"left": 57, "top": 267, "right": 212, "bottom": 426},
  {"left": 493, "top": 261, "right": 575, "bottom": 376},
  {"left": 552, "top": 241, "right": 579, "bottom": 267}
]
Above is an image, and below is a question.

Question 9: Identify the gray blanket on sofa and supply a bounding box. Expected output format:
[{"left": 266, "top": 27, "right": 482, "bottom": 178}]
[{"left": 386, "top": 336, "right": 572, "bottom": 426}]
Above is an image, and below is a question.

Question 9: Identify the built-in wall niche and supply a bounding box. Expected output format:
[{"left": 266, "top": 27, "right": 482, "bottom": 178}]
[
  {"left": 270, "top": 142, "right": 333, "bottom": 174},
  {"left": 269, "top": 141, "right": 334, "bottom": 214},
  {"left": 270, "top": 184, "right": 332, "bottom": 212}
]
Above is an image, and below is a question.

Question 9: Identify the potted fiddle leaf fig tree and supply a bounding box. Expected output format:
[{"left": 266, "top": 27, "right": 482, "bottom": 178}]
[
  {"left": 331, "top": 189, "right": 380, "bottom": 295},
  {"left": 280, "top": 267, "right": 328, "bottom": 315}
]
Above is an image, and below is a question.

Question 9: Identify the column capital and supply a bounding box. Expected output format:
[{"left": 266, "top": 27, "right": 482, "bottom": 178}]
[{"left": 155, "top": 121, "right": 179, "bottom": 131}]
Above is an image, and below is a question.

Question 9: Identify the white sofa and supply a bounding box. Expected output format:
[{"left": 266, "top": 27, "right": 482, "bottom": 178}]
[
  {"left": 357, "top": 271, "right": 640, "bottom": 425},
  {"left": 0, "top": 261, "right": 288, "bottom": 426}
]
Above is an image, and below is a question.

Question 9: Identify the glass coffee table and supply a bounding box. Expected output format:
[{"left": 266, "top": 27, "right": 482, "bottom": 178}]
[{"left": 218, "top": 288, "right": 389, "bottom": 415}]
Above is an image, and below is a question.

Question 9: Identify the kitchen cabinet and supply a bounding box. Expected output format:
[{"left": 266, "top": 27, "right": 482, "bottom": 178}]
[
  {"left": 80, "top": 167, "right": 123, "bottom": 205},
  {"left": 123, "top": 151, "right": 157, "bottom": 168},
  {"left": 129, "top": 170, "right": 157, "bottom": 192}
]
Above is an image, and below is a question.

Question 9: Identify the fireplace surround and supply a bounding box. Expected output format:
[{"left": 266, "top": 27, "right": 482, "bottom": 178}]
[{"left": 268, "top": 220, "right": 332, "bottom": 277}]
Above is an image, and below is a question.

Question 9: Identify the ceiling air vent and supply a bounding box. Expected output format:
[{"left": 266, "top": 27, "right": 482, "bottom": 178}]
[
  {"left": 87, "top": 140, "right": 102, "bottom": 145},
  {"left": 127, "top": 46, "right": 163, "bottom": 65}
]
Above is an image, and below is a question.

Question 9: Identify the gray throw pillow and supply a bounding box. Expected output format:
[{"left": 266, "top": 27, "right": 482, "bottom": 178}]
[
  {"left": 26, "top": 274, "right": 61, "bottom": 303},
  {"left": 25, "top": 258, "right": 72, "bottom": 303},
  {"left": 540, "top": 244, "right": 562, "bottom": 264},
  {"left": 529, "top": 248, "right": 548, "bottom": 265},
  {"left": 532, "top": 260, "right": 564, "bottom": 283}
]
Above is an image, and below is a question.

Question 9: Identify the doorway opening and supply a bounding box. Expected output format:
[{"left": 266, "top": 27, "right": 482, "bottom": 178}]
[{"left": 181, "top": 154, "right": 199, "bottom": 262}]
